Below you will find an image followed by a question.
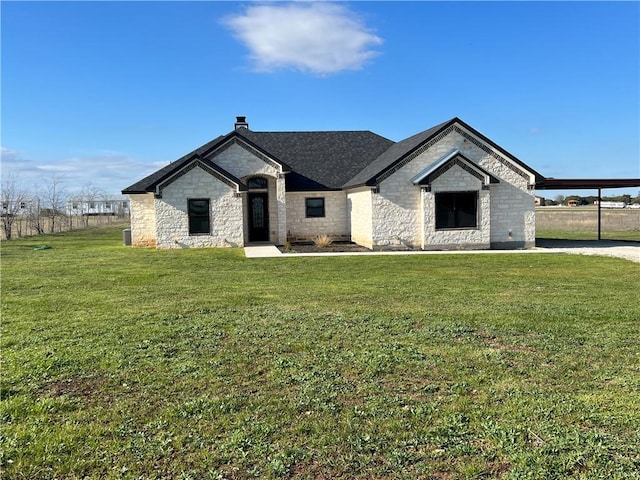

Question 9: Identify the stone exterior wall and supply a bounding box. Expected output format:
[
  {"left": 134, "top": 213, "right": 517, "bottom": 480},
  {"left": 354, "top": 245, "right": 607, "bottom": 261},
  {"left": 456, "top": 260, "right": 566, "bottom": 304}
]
[
  {"left": 213, "top": 142, "right": 286, "bottom": 244},
  {"left": 421, "top": 166, "right": 490, "bottom": 250},
  {"left": 371, "top": 128, "right": 534, "bottom": 250},
  {"left": 286, "top": 191, "right": 349, "bottom": 242},
  {"left": 347, "top": 188, "right": 374, "bottom": 249},
  {"left": 129, "top": 193, "right": 157, "bottom": 247},
  {"left": 155, "top": 166, "right": 243, "bottom": 248}
]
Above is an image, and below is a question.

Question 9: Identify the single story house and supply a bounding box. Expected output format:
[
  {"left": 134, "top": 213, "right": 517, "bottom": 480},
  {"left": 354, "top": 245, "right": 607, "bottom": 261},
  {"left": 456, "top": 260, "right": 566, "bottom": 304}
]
[{"left": 122, "top": 117, "right": 543, "bottom": 250}]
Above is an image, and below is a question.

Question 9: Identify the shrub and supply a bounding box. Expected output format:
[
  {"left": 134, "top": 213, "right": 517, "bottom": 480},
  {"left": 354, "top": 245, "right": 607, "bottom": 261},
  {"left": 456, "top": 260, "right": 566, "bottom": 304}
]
[{"left": 313, "top": 234, "right": 333, "bottom": 248}]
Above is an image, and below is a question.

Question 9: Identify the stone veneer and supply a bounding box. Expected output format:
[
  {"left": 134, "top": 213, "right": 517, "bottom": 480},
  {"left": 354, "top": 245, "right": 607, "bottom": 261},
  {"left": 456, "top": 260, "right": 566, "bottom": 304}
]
[
  {"left": 212, "top": 142, "right": 286, "bottom": 244},
  {"left": 155, "top": 166, "right": 243, "bottom": 248},
  {"left": 286, "top": 191, "right": 349, "bottom": 242},
  {"left": 347, "top": 188, "right": 374, "bottom": 249},
  {"left": 129, "top": 193, "right": 157, "bottom": 247},
  {"left": 126, "top": 123, "right": 535, "bottom": 250},
  {"left": 366, "top": 127, "right": 534, "bottom": 250},
  {"left": 421, "top": 166, "right": 491, "bottom": 249}
]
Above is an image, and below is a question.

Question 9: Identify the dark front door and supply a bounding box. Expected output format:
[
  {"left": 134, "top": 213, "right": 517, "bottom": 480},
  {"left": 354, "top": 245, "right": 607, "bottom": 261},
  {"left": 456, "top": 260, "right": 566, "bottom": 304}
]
[{"left": 248, "top": 193, "right": 269, "bottom": 242}]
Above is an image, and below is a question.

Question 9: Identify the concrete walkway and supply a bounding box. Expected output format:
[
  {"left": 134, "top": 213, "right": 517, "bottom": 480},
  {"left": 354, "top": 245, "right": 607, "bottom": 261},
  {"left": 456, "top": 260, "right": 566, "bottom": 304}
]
[{"left": 244, "top": 241, "right": 639, "bottom": 263}]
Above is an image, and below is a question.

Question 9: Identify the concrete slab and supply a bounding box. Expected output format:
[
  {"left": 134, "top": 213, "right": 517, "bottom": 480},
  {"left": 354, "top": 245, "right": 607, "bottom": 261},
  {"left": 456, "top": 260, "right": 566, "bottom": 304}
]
[
  {"left": 244, "top": 245, "right": 282, "bottom": 258},
  {"left": 244, "top": 242, "right": 639, "bottom": 262}
]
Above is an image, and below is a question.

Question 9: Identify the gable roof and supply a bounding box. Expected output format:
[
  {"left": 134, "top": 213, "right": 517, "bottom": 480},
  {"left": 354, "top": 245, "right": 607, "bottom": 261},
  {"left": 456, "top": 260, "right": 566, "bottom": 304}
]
[
  {"left": 411, "top": 150, "right": 500, "bottom": 186},
  {"left": 344, "top": 117, "right": 543, "bottom": 188},
  {"left": 122, "top": 117, "right": 542, "bottom": 195},
  {"left": 122, "top": 142, "right": 247, "bottom": 195}
]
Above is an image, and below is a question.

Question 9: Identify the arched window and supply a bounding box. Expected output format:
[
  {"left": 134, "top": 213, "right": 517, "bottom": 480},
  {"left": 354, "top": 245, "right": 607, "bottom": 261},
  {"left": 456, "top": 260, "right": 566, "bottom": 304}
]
[{"left": 247, "top": 177, "right": 268, "bottom": 190}]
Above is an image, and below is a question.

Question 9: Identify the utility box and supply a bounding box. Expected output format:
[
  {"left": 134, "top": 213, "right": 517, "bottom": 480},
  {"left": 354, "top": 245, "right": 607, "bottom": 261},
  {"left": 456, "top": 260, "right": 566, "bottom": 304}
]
[{"left": 123, "top": 228, "right": 132, "bottom": 246}]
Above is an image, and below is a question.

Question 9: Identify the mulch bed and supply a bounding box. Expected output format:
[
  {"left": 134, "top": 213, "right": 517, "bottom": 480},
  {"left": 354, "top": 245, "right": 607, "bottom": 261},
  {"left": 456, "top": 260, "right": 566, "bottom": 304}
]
[{"left": 278, "top": 241, "right": 372, "bottom": 254}]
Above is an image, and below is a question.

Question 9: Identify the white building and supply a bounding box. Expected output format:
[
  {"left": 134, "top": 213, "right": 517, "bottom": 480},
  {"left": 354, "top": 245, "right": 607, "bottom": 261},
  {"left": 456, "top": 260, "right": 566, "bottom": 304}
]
[
  {"left": 123, "top": 117, "right": 542, "bottom": 250},
  {"left": 66, "top": 195, "right": 130, "bottom": 216}
]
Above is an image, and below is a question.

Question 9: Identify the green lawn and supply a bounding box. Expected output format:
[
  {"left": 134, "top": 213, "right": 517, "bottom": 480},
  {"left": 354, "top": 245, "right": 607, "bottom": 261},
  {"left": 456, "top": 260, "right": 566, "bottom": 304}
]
[{"left": 2, "top": 226, "right": 639, "bottom": 479}]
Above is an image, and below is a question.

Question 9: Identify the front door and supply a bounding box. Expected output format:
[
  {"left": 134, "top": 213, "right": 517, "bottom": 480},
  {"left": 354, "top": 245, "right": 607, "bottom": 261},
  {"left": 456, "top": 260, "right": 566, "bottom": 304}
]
[{"left": 248, "top": 192, "right": 269, "bottom": 242}]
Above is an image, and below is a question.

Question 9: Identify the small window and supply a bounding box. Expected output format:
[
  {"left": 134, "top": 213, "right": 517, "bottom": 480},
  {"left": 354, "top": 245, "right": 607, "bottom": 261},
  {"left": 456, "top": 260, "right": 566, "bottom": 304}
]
[
  {"left": 122, "top": 201, "right": 128, "bottom": 209},
  {"left": 19, "top": 202, "right": 26, "bottom": 209},
  {"left": 72, "top": 203, "right": 78, "bottom": 209},
  {"left": 248, "top": 177, "right": 268, "bottom": 189},
  {"left": 105, "top": 202, "right": 112, "bottom": 210},
  {"left": 435, "top": 191, "right": 478, "bottom": 229},
  {"left": 89, "top": 202, "right": 95, "bottom": 209},
  {"left": 188, "top": 199, "right": 210, "bottom": 234},
  {"left": 305, "top": 197, "right": 325, "bottom": 218}
]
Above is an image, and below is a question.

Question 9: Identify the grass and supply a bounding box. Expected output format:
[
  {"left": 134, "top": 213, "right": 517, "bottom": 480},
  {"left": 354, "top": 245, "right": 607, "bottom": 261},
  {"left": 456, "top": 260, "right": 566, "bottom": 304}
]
[
  {"left": 536, "top": 207, "right": 640, "bottom": 241},
  {"left": 2, "top": 226, "right": 639, "bottom": 479},
  {"left": 536, "top": 228, "right": 640, "bottom": 241}
]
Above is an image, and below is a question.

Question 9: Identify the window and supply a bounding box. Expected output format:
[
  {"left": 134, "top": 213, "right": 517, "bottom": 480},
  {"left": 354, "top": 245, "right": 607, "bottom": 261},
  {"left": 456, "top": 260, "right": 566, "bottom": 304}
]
[
  {"left": 305, "top": 197, "right": 325, "bottom": 218},
  {"left": 247, "top": 177, "right": 268, "bottom": 189},
  {"left": 435, "top": 191, "right": 478, "bottom": 229},
  {"left": 72, "top": 203, "right": 78, "bottom": 210},
  {"left": 188, "top": 199, "right": 210, "bottom": 234}
]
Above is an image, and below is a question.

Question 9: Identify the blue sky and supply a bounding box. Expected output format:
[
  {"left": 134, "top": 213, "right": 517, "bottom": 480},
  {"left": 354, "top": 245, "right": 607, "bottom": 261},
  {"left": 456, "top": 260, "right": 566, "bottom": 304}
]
[{"left": 2, "top": 1, "right": 639, "bottom": 197}]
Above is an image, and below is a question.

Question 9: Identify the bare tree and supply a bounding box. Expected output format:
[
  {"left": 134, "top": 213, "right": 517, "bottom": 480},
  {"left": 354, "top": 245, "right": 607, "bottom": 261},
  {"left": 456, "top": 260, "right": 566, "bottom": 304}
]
[
  {"left": 1, "top": 173, "right": 28, "bottom": 240},
  {"left": 78, "top": 183, "right": 105, "bottom": 227},
  {"left": 26, "top": 194, "right": 45, "bottom": 235},
  {"left": 39, "top": 174, "right": 68, "bottom": 233}
]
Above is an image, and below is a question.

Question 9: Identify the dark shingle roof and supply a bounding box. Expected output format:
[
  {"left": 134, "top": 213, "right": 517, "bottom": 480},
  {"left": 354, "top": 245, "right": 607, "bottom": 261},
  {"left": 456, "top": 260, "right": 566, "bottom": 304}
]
[
  {"left": 237, "top": 129, "right": 394, "bottom": 190},
  {"left": 122, "top": 136, "right": 226, "bottom": 193},
  {"left": 122, "top": 117, "right": 542, "bottom": 194},
  {"left": 343, "top": 119, "right": 454, "bottom": 188}
]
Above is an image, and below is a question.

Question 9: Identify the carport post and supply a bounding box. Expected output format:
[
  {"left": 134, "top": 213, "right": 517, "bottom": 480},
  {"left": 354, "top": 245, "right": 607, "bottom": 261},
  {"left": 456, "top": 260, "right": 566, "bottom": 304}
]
[{"left": 597, "top": 187, "right": 602, "bottom": 241}]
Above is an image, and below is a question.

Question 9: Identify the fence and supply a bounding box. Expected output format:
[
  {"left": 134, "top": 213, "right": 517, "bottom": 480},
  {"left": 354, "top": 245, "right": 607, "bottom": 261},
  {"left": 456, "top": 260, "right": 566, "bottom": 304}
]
[{"left": 1, "top": 214, "right": 130, "bottom": 241}]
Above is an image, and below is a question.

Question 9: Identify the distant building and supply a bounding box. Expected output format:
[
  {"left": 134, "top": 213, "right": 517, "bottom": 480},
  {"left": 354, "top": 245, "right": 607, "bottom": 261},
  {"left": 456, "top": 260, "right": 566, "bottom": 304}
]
[
  {"left": 1, "top": 197, "right": 39, "bottom": 217},
  {"left": 66, "top": 195, "right": 130, "bottom": 216},
  {"left": 535, "top": 195, "right": 545, "bottom": 206},
  {"left": 567, "top": 199, "right": 580, "bottom": 207}
]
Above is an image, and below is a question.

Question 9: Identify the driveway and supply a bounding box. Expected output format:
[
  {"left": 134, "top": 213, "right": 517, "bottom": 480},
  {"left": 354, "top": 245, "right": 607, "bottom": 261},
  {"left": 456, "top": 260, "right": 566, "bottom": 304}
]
[{"left": 534, "top": 239, "right": 640, "bottom": 263}]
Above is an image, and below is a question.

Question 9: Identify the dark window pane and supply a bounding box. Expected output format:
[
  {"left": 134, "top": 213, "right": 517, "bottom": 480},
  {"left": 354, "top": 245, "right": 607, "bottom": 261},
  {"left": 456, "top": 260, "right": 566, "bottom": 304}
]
[
  {"left": 248, "top": 177, "right": 268, "bottom": 189},
  {"left": 188, "top": 199, "right": 210, "bottom": 234},
  {"left": 435, "top": 192, "right": 477, "bottom": 229},
  {"left": 306, "top": 198, "right": 325, "bottom": 218}
]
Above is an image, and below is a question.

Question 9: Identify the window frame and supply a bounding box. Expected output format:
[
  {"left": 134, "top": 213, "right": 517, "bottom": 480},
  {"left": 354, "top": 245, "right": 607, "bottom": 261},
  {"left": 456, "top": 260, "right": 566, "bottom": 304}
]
[
  {"left": 435, "top": 191, "right": 478, "bottom": 230},
  {"left": 305, "top": 197, "right": 325, "bottom": 218},
  {"left": 188, "top": 198, "right": 211, "bottom": 235}
]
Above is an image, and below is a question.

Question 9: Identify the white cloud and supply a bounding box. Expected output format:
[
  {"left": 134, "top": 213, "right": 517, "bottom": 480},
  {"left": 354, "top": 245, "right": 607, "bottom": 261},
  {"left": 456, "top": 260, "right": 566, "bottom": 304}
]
[
  {"left": 224, "top": 2, "right": 383, "bottom": 75},
  {"left": 1, "top": 146, "right": 162, "bottom": 195}
]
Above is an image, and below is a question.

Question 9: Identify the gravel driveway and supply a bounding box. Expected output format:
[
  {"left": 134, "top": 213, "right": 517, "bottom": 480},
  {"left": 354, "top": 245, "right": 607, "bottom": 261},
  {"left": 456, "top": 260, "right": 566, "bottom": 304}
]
[{"left": 535, "top": 239, "right": 640, "bottom": 263}]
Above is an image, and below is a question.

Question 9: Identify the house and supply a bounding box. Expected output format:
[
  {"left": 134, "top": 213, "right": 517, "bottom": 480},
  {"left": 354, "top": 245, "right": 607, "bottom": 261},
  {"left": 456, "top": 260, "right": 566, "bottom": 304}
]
[
  {"left": 66, "top": 195, "right": 130, "bottom": 217},
  {"left": 1, "top": 197, "right": 39, "bottom": 217},
  {"left": 122, "top": 117, "right": 543, "bottom": 250},
  {"left": 535, "top": 195, "right": 545, "bottom": 207}
]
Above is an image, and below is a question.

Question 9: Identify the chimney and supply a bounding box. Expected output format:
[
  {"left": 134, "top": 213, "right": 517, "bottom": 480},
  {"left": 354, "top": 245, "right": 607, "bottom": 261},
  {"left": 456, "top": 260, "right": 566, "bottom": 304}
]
[{"left": 234, "top": 116, "right": 248, "bottom": 130}]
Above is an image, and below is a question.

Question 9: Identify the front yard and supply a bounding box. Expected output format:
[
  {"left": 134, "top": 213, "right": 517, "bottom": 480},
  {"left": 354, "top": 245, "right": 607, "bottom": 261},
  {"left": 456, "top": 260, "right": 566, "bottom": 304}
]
[{"left": 1, "top": 226, "right": 639, "bottom": 479}]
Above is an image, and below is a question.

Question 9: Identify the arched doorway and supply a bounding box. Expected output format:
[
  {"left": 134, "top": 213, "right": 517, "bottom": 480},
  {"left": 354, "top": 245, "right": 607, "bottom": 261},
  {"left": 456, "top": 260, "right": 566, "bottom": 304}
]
[{"left": 247, "top": 177, "right": 269, "bottom": 242}]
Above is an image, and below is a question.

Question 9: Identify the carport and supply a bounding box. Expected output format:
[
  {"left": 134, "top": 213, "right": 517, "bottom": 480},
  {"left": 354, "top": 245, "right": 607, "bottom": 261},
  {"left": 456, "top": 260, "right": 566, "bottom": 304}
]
[{"left": 536, "top": 178, "right": 640, "bottom": 240}]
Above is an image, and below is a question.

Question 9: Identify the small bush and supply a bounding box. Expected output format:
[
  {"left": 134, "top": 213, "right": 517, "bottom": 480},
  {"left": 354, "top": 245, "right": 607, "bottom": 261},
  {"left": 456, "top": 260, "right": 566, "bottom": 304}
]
[{"left": 313, "top": 234, "right": 333, "bottom": 248}]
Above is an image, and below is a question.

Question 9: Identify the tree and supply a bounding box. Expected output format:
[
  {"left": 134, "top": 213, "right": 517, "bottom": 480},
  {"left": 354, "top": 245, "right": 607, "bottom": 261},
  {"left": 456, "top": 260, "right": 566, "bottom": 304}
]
[
  {"left": 0, "top": 173, "right": 28, "bottom": 240},
  {"left": 554, "top": 194, "right": 565, "bottom": 205},
  {"left": 77, "top": 183, "right": 105, "bottom": 227},
  {"left": 26, "top": 195, "right": 44, "bottom": 235},
  {"left": 39, "top": 174, "right": 67, "bottom": 233}
]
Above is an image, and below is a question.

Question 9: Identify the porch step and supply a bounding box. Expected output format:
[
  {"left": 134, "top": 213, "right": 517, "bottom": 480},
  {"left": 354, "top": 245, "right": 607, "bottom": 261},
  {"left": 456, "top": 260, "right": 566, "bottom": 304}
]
[{"left": 244, "top": 245, "right": 282, "bottom": 258}]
